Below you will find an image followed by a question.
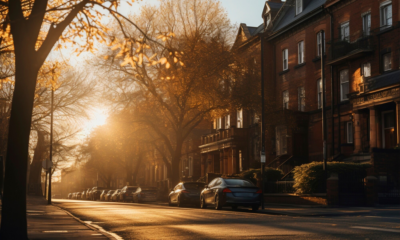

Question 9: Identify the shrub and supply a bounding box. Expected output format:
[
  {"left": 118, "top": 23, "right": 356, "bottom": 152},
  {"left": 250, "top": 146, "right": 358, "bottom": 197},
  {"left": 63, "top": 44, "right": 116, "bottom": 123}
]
[{"left": 293, "top": 162, "right": 371, "bottom": 194}]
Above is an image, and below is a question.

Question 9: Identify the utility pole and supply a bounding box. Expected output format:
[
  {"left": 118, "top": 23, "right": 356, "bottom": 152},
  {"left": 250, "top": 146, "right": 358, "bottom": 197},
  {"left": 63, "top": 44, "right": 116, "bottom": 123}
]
[
  {"left": 48, "top": 85, "right": 54, "bottom": 204},
  {"left": 321, "top": 31, "right": 328, "bottom": 181},
  {"left": 260, "top": 35, "right": 266, "bottom": 210}
]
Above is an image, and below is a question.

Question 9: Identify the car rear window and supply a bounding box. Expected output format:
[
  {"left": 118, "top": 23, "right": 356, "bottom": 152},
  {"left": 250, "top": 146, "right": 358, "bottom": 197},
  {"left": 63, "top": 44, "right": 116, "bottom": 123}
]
[
  {"left": 183, "top": 183, "right": 204, "bottom": 190},
  {"left": 224, "top": 179, "right": 254, "bottom": 187},
  {"left": 127, "top": 187, "right": 137, "bottom": 190}
]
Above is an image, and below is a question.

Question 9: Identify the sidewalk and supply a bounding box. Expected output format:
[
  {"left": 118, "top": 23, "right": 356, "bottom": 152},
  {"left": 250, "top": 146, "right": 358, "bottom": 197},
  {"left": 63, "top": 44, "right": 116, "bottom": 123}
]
[
  {"left": 1, "top": 196, "right": 110, "bottom": 240},
  {"left": 259, "top": 204, "right": 400, "bottom": 217}
]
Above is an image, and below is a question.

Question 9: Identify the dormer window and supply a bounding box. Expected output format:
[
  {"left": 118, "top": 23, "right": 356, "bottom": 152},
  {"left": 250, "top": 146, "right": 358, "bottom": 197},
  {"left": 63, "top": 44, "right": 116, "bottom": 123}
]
[
  {"left": 266, "top": 14, "right": 271, "bottom": 26},
  {"left": 296, "top": 0, "right": 303, "bottom": 15}
]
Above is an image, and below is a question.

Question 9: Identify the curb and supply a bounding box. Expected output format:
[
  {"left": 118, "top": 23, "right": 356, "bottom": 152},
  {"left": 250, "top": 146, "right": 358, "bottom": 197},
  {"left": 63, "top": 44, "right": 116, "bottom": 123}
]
[{"left": 53, "top": 204, "right": 122, "bottom": 240}]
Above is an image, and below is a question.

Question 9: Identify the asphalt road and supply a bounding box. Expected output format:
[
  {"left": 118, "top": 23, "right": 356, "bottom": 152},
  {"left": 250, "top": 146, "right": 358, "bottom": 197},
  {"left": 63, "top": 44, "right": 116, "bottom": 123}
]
[{"left": 53, "top": 199, "right": 400, "bottom": 240}]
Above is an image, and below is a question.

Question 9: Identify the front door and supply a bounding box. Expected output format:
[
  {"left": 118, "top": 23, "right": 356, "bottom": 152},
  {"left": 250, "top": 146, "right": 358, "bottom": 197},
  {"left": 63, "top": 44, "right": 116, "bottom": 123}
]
[{"left": 382, "top": 111, "right": 396, "bottom": 149}]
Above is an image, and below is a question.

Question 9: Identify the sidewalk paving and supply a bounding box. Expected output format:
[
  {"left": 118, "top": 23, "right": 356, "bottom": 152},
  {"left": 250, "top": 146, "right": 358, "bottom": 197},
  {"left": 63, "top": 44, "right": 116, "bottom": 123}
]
[
  {"left": 259, "top": 204, "right": 400, "bottom": 217},
  {"left": 1, "top": 196, "right": 111, "bottom": 240}
]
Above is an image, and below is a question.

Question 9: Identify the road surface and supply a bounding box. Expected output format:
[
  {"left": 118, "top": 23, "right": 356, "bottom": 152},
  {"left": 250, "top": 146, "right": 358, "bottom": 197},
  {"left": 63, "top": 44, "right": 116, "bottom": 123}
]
[{"left": 54, "top": 199, "right": 400, "bottom": 239}]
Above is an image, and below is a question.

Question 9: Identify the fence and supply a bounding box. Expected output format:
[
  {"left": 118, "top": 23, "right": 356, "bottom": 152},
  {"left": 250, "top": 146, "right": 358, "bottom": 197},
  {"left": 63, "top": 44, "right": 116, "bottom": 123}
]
[{"left": 265, "top": 181, "right": 295, "bottom": 194}]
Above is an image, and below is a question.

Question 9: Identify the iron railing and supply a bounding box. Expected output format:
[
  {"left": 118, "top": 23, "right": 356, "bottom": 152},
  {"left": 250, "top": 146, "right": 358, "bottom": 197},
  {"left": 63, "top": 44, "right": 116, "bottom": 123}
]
[
  {"left": 329, "top": 31, "right": 374, "bottom": 61},
  {"left": 265, "top": 181, "right": 295, "bottom": 194}
]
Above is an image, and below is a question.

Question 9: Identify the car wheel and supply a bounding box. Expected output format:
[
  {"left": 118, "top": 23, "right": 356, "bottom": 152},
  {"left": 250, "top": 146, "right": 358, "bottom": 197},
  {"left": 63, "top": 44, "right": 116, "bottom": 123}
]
[
  {"left": 251, "top": 204, "right": 259, "bottom": 212},
  {"left": 215, "top": 195, "right": 222, "bottom": 210},
  {"left": 200, "top": 196, "right": 207, "bottom": 209},
  {"left": 168, "top": 197, "right": 173, "bottom": 206},
  {"left": 231, "top": 206, "right": 238, "bottom": 210}
]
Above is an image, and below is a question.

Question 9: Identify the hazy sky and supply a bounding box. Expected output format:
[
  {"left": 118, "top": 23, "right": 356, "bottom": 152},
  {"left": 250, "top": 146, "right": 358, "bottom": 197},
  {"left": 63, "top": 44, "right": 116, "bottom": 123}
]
[{"left": 127, "top": 0, "right": 266, "bottom": 27}]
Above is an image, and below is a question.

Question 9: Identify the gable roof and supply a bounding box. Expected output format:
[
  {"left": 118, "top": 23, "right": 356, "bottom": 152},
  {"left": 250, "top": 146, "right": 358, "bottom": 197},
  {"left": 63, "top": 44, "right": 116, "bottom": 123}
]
[
  {"left": 233, "top": 23, "right": 264, "bottom": 49},
  {"left": 271, "top": 0, "right": 326, "bottom": 33}
]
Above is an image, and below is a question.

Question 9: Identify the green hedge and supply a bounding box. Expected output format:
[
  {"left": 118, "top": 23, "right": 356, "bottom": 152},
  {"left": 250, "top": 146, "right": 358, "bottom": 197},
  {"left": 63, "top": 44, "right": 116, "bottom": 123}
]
[{"left": 293, "top": 162, "right": 371, "bottom": 194}]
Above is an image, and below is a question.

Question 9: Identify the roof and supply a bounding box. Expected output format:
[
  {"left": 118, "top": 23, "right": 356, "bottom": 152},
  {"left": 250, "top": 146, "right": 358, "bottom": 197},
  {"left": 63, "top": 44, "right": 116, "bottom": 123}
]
[
  {"left": 366, "top": 70, "right": 400, "bottom": 92},
  {"left": 272, "top": 0, "right": 326, "bottom": 33},
  {"left": 232, "top": 23, "right": 264, "bottom": 49},
  {"left": 267, "top": 1, "right": 284, "bottom": 11},
  {"left": 248, "top": 24, "right": 264, "bottom": 36}
]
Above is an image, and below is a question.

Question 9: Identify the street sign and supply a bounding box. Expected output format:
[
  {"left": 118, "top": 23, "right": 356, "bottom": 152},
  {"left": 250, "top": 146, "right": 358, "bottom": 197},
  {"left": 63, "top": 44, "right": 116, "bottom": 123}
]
[
  {"left": 42, "top": 159, "right": 53, "bottom": 169},
  {"left": 260, "top": 151, "right": 266, "bottom": 163}
]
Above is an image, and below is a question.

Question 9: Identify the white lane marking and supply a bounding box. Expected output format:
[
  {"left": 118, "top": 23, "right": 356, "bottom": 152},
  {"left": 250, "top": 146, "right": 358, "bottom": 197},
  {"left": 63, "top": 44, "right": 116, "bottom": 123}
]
[{"left": 351, "top": 226, "right": 400, "bottom": 233}]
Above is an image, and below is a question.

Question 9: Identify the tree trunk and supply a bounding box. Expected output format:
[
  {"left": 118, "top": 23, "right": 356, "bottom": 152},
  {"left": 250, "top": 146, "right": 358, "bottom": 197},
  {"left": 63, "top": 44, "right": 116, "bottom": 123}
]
[
  {"left": 28, "top": 131, "right": 47, "bottom": 195},
  {"left": 0, "top": 59, "right": 39, "bottom": 239}
]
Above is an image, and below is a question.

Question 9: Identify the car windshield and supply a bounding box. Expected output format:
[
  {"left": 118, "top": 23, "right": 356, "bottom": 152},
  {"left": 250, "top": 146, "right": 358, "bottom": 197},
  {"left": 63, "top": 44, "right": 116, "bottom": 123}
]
[
  {"left": 183, "top": 183, "right": 204, "bottom": 190},
  {"left": 223, "top": 179, "right": 254, "bottom": 187}
]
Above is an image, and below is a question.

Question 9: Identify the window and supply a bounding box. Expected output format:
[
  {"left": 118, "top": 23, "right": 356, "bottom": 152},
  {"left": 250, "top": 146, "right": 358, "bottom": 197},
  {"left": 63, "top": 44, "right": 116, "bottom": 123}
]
[
  {"left": 362, "top": 13, "right": 371, "bottom": 36},
  {"left": 362, "top": 62, "right": 371, "bottom": 77},
  {"left": 188, "top": 157, "right": 193, "bottom": 176},
  {"left": 380, "top": 1, "right": 392, "bottom": 28},
  {"left": 282, "top": 49, "right": 288, "bottom": 70},
  {"left": 383, "top": 52, "right": 392, "bottom": 71},
  {"left": 298, "top": 87, "right": 305, "bottom": 111},
  {"left": 283, "top": 90, "right": 289, "bottom": 109},
  {"left": 216, "top": 117, "right": 222, "bottom": 129},
  {"left": 347, "top": 122, "right": 353, "bottom": 143},
  {"left": 225, "top": 115, "right": 230, "bottom": 129},
  {"left": 296, "top": 0, "right": 303, "bottom": 15},
  {"left": 340, "top": 69, "right": 349, "bottom": 101},
  {"left": 317, "top": 79, "right": 323, "bottom": 109},
  {"left": 237, "top": 109, "right": 243, "bottom": 128},
  {"left": 340, "top": 22, "right": 350, "bottom": 42},
  {"left": 266, "top": 14, "right": 271, "bottom": 26},
  {"left": 276, "top": 125, "right": 287, "bottom": 156},
  {"left": 298, "top": 41, "right": 304, "bottom": 64},
  {"left": 317, "top": 31, "right": 325, "bottom": 56},
  {"left": 238, "top": 150, "right": 243, "bottom": 172}
]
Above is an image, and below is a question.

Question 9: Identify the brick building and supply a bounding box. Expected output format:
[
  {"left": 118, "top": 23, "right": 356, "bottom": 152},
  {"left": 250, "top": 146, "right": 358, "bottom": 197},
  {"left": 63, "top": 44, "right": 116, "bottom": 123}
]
[{"left": 260, "top": 0, "right": 400, "bottom": 185}]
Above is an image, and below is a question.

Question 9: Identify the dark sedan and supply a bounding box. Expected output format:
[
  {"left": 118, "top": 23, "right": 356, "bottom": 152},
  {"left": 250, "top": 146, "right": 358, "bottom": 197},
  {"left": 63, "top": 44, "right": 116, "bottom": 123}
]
[
  {"left": 169, "top": 182, "right": 203, "bottom": 207},
  {"left": 200, "top": 178, "right": 261, "bottom": 211},
  {"left": 119, "top": 186, "right": 138, "bottom": 202},
  {"left": 132, "top": 187, "right": 158, "bottom": 203}
]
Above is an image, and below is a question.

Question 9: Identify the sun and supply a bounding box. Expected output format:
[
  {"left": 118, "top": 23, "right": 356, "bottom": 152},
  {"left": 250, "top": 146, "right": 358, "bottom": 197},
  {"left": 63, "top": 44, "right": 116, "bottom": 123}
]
[{"left": 84, "top": 108, "right": 108, "bottom": 134}]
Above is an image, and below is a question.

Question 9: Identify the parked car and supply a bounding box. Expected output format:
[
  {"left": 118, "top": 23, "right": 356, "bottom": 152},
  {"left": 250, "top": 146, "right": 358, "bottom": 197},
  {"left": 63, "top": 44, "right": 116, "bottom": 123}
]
[
  {"left": 71, "top": 192, "right": 77, "bottom": 199},
  {"left": 84, "top": 188, "right": 92, "bottom": 200},
  {"left": 169, "top": 182, "right": 203, "bottom": 207},
  {"left": 100, "top": 190, "right": 110, "bottom": 201},
  {"left": 111, "top": 189, "right": 121, "bottom": 201},
  {"left": 81, "top": 190, "right": 86, "bottom": 200},
  {"left": 119, "top": 186, "right": 138, "bottom": 202},
  {"left": 67, "top": 193, "right": 72, "bottom": 199},
  {"left": 91, "top": 187, "right": 107, "bottom": 201},
  {"left": 104, "top": 190, "right": 114, "bottom": 201},
  {"left": 200, "top": 178, "right": 261, "bottom": 211},
  {"left": 132, "top": 187, "right": 158, "bottom": 203},
  {"left": 75, "top": 192, "right": 82, "bottom": 199}
]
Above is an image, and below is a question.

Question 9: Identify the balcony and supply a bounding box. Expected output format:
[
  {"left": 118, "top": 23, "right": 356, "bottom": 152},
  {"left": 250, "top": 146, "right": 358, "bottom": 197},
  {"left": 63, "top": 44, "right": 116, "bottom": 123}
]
[
  {"left": 200, "top": 127, "right": 247, "bottom": 146},
  {"left": 328, "top": 32, "right": 374, "bottom": 65}
]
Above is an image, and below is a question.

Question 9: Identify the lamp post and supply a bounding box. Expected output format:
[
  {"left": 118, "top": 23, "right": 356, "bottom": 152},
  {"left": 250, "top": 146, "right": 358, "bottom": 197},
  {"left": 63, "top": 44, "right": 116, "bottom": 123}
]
[
  {"left": 48, "top": 84, "right": 54, "bottom": 204},
  {"left": 320, "top": 31, "right": 328, "bottom": 183},
  {"left": 260, "top": 34, "right": 266, "bottom": 210}
]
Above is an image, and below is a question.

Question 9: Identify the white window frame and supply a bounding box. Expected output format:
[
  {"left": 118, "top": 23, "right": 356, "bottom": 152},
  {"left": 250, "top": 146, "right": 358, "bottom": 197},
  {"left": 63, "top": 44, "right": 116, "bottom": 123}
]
[
  {"left": 283, "top": 90, "right": 289, "bottom": 109},
  {"left": 317, "top": 79, "right": 322, "bottom": 109},
  {"left": 237, "top": 109, "right": 243, "bottom": 128},
  {"left": 296, "top": 0, "right": 303, "bottom": 15},
  {"left": 347, "top": 122, "right": 353, "bottom": 143},
  {"left": 362, "top": 12, "right": 371, "bottom": 36},
  {"left": 298, "top": 41, "right": 304, "bottom": 64},
  {"left": 282, "top": 49, "right": 288, "bottom": 70},
  {"left": 317, "top": 31, "right": 325, "bottom": 56},
  {"left": 362, "top": 62, "right": 371, "bottom": 77},
  {"left": 380, "top": 1, "right": 392, "bottom": 28},
  {"left": 298, "top": 87, "right": 305, "bottom": 112},
  {"left": 225, "top": 115, "right": 230, "bottom": 129},
  {"left": 340, "top": 22, "right": 350, "bottom": 42},
  {"left": 216, "top": 117, "right": 222, "bottom": 129},
  {"left": 383, "top": 52, "right": 392, "bottom": 71},
  {"left": 340, "top": 69, "right": 349, "bottom": 101}
]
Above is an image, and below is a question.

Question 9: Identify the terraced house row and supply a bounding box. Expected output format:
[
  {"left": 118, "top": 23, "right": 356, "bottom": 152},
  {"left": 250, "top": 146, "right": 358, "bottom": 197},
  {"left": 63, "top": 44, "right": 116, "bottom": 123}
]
[{"left": 199, "top": 0, "right": 400, "bottom": 191}]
